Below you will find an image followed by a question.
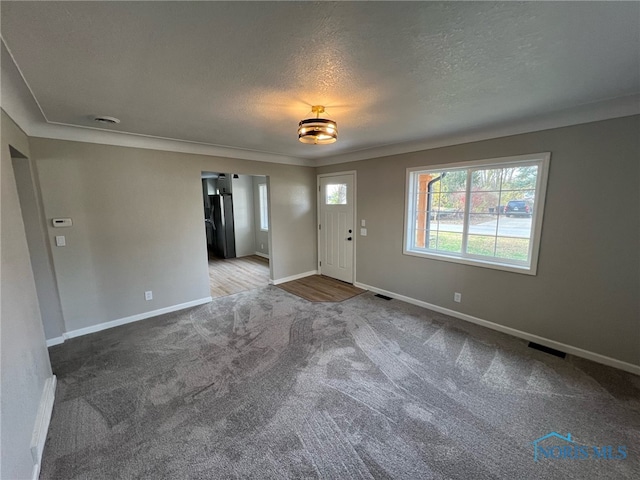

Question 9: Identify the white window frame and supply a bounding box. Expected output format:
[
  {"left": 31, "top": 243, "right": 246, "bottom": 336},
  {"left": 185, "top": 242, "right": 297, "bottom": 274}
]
[
  {"left": 403, "top": 152, "right": 550, "bottom": 275},
  {"left": 258, "top": 183, "right": 269, "bottom": 231}
]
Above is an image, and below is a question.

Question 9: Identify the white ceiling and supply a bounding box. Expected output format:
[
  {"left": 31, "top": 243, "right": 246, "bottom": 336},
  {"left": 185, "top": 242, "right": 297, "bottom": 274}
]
[{"left": 1, "top": 1, "right": 639, "bottom": 165}]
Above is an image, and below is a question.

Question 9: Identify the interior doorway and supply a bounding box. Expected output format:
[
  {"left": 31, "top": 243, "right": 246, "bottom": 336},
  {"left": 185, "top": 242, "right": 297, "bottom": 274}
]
[
  {"left": 201, "top": 172, "right": 271, "bottom": 298},
  {"left": 318, "top": 172, "right": 356, "bottom": 284},
  {"left": 11, "top": 147, "right": 66, "bottom": 341}
]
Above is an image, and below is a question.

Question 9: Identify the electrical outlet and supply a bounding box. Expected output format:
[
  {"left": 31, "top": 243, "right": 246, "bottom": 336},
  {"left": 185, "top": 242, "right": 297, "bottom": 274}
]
[
  {"left": 145, "top": 291, "right": 153, "bottom": 301},
  {"left": 454, "top": 292, "right": 462, "bottom": 303}
]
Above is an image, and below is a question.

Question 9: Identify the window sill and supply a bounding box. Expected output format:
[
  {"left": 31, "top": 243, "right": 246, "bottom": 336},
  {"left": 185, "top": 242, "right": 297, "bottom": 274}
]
[{"left": 402, "top": 248, "right": 537, "bottom": 276}]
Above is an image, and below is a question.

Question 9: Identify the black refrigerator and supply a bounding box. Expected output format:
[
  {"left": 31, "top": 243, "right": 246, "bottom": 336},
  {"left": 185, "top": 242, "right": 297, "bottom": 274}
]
[{"left": 208, "top": 194, "right": 236, "bottom": 259}]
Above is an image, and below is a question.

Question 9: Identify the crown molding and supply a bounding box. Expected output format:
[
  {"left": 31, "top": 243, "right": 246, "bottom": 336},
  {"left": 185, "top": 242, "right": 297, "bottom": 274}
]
[
  {"left": 3, "top": 37, "right": 637, "bottom": 169},
  {"left": 1, "top": 37, "right": 312, "bottom": 167},
  {"left": 314, "top": 95, "right": 640, "bottom": 167},
  {"left": 29, "top": 121, "right": 314, "bottom": 167},
  {"left": 1, "top": 39, "right": 45, "bottom": 133}
]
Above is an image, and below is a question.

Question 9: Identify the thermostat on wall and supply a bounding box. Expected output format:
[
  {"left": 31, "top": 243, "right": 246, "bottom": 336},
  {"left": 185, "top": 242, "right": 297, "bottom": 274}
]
[{"left": 52, "top": 218, "right": 73, "bottom": 228}]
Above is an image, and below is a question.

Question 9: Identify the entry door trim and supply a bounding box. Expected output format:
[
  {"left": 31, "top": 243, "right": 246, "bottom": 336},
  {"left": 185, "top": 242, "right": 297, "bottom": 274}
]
[{"left": 317, "top": 171, "right": 357, "bottom": 284}]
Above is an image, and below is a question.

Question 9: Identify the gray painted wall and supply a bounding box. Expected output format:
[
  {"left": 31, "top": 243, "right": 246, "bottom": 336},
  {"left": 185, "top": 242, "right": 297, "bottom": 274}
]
[
  {"left": 29, "top": 138, "right": 317, "bottom": 334},
  {"left": 253, "top": 176, "right": 270, "bottom": 257},
  {"left": 231, "top": 174, "right": 256, "bottom": 257},
  {"left": 318, "top": 116, "right": 640, "bottom": 367},
  {"left": 1, "top": 110, "right": 53, "bottom": 479}
]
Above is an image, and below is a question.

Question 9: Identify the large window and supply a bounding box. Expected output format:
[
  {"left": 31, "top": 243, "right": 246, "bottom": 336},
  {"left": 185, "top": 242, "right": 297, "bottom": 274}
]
[
  {"left": 259, "top": 183, "right": 268, "bottom": 231},
  {"left": 404, "top": 153, "right": 550, "bottom": 274}
]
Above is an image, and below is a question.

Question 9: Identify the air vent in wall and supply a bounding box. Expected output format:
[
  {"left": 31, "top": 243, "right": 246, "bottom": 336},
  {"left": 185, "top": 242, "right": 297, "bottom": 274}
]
[
  {"left": 528, "top": 342, "right": 566, "bottom": 358},
  {"left": 374, "top": 294, "right": 393, "bottom": 301},
  {"left": 93, "top": 116, "right": 120, "bottom": 125}
]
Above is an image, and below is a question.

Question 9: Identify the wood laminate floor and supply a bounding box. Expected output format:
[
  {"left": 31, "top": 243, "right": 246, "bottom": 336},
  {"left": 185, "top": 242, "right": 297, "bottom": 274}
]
[
  {"left": 276, "top": 275, "right": 366, "bottom": 302},
  {"left": 209, "top": 255, "right": 270, "bottom": 298}
]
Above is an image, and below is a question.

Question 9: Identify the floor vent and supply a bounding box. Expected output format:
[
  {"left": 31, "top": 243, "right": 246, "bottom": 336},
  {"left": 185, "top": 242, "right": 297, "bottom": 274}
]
[
  {"left": 374, "top": 294, "right": 393, "bottom": 301},
  {"left": 528, "top": 342, "right": 566, "bottom": 358}
]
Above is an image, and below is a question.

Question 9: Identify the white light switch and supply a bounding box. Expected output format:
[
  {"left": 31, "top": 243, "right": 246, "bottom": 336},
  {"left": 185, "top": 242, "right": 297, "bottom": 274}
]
[
  {"left": 55, "top": 235, "right": 66, "bottom": 247},
  {"left": 361, "top": 219, "right": 366, "bottom": 227},
  {"left": 360, "top": 228, "right": 367, "bottom": 236}
]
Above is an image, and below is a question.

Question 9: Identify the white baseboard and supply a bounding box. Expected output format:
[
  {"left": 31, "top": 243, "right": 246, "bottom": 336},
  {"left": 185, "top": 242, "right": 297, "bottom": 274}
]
[
  {"left": 31, "top": 375, "right": 56, "bottom": 480},
  {"left": 355, "top": 282, "right": 640, "bottom": 376},
  {"left": 270, "top": 270, "right": 318, "bottom": 286},
  {"left": 49, "top": 297, "right": 212, "bottom": 345},
  {"left": 254, "top": 251, "right": 270, "bottom": 260},
  {"left": 46, "top": 336, "right": 65, "bottom": 347}
]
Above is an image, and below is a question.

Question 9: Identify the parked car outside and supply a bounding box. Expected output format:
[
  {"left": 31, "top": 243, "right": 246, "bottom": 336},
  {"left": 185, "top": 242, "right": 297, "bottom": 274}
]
[{"left": 504, "top": 200, "right": 533, "bottom": 217}]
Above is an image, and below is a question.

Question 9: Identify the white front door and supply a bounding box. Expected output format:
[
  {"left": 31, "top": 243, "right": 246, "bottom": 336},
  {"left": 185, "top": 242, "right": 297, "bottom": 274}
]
[{"left": 319, "top": 173, "right": 355, "bottom": 283}]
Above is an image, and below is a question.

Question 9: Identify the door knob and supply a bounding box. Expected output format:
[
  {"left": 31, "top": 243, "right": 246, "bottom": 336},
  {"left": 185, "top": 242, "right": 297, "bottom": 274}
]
[{"left": 347, "top": 237, "right": 352, "bottom": 241}]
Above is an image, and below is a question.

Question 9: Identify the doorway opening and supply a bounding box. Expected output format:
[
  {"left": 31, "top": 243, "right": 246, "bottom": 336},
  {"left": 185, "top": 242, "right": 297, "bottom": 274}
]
[
  {"left": 11, "top": 146, "right": 66, "bottom": 342},
  {"left": 201, "top": 172, "right": 271, "bottom": 298}
]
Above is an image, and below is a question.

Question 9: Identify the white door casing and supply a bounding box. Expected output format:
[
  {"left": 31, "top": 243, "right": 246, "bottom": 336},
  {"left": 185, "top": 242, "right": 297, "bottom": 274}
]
[{"left": 318, "top": 173, "right": 355, "bottom": 283}]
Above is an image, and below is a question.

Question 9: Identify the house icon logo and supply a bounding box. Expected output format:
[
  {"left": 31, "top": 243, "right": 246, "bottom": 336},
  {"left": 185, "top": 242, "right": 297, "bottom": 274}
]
[
  {"left": 530, "top": 432, "right": 628, "bottom": 462},
  {"left": 531, "top": 432, "right": 575, "bottom": 462}
]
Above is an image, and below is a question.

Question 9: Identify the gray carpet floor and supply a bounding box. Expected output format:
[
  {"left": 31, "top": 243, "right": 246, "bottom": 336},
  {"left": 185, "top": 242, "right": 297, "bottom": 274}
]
[{"left": 42, "top": 287, "right": 640, "bottom": 479}]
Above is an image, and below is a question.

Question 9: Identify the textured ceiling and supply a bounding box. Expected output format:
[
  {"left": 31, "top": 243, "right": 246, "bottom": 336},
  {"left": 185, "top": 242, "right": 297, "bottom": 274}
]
[{"left": 1, "top": 1, "right": 639, "bottom": 160}]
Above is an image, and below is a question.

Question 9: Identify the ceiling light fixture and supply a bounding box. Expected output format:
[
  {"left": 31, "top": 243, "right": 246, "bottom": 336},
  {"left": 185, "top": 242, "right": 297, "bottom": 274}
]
[{"left": 298, "top": 106, "right": 337, "bottom": 145}]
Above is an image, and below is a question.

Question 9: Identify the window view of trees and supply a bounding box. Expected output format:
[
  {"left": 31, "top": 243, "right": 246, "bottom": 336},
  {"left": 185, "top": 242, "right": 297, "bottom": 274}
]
[
  {"left": 326, "top": 184, "right": 347, "bottom": 205},
  {"left": 422, "top": 165, "right": 537, "bottom": 219},
  {"left": 409, "top": 161, "right": 542, "bottom": 266}
]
